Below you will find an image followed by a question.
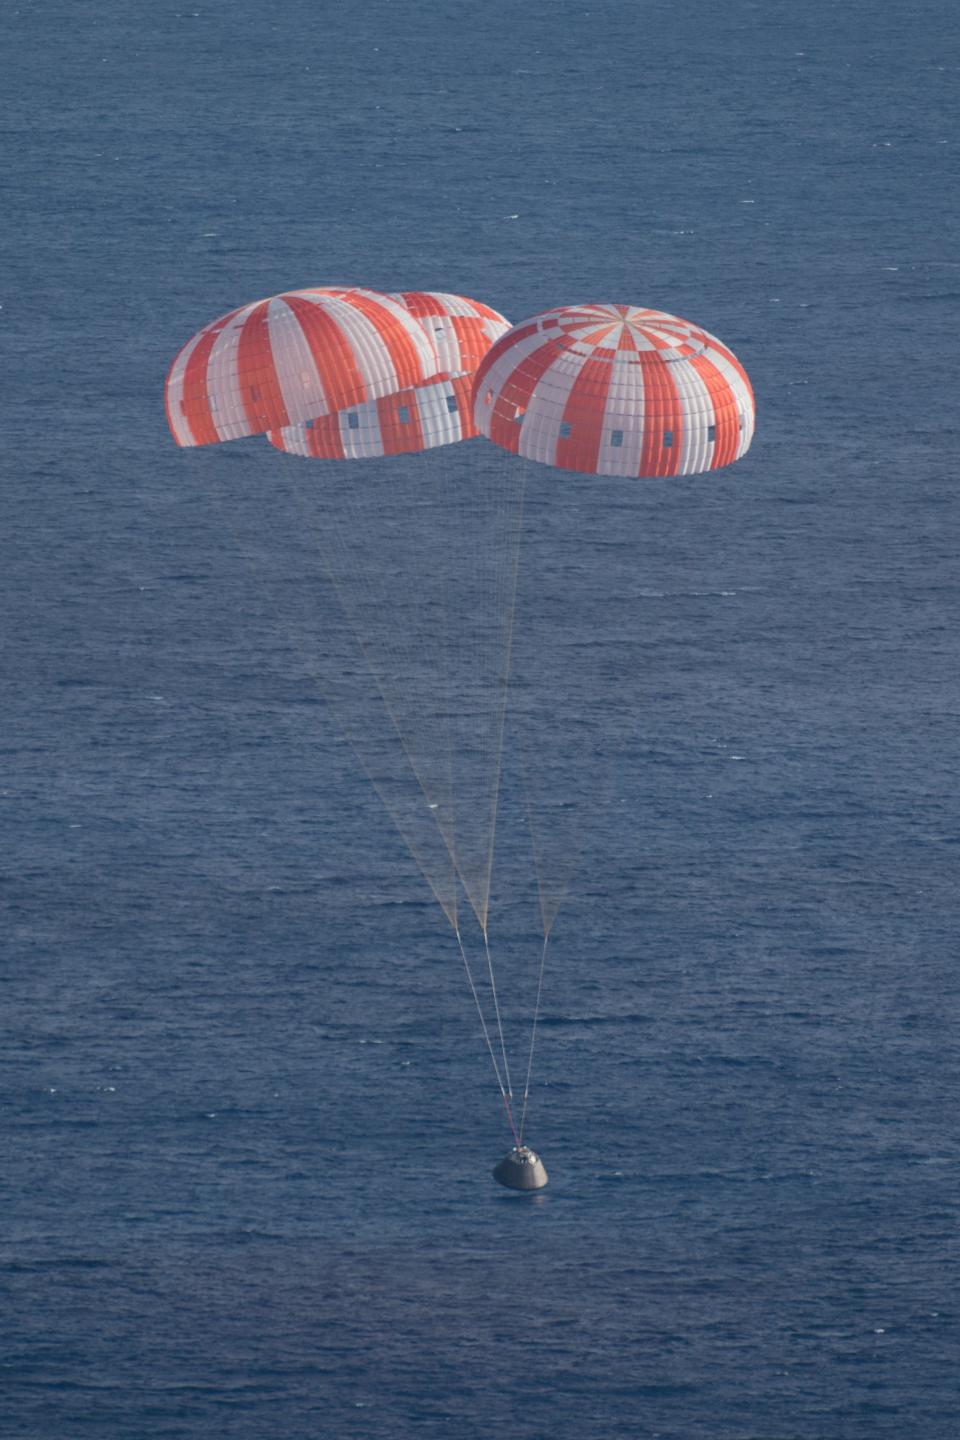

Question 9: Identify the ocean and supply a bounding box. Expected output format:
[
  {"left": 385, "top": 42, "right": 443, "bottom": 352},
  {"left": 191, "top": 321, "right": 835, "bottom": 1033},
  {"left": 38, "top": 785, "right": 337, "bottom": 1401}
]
[{"left": 3, "top": 1, "right": 959, "bottom": 1435}]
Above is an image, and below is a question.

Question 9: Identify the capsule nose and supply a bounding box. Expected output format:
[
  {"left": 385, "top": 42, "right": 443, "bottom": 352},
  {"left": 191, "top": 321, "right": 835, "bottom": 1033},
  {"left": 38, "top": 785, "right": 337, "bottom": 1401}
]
[{"left": 493, "top": 1145, "right": 549, "bottom": 1191}]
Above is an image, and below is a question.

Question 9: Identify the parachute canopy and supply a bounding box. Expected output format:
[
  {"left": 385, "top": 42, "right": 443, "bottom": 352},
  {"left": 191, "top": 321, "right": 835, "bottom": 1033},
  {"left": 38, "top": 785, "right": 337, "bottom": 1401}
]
[
  {"left": 164, "top": 287, "right": 441, "bottom": 448},
  {"left": 472, "top": 303, "right": 755, "bottom": 479},
  {"left": 389, "top": 291, "right": 511, "bottom": 376},
  {"left": 267, "top": 373, "right": 476, "bottom": 460},
  {"left": 268, "top": 292, "right": 511, "bottom": 459}
]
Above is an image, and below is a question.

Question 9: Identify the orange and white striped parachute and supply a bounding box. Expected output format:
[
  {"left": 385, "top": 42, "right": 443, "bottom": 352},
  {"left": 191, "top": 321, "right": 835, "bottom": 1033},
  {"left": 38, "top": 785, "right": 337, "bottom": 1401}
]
[
  {"left": 389, "top": 291, "right": 512, "bottom": 377},
  {"left": 266, "top": 373, "right": 476, "bottom": 460},
  {"left": 164, "top": 287, "right": 441, "bottom": 448},
  {"left": 267, "top": 291, "right": 510, "bottom": 460},
  {"left": 472, "top": 303, "right": 755, "bottom": 479}
]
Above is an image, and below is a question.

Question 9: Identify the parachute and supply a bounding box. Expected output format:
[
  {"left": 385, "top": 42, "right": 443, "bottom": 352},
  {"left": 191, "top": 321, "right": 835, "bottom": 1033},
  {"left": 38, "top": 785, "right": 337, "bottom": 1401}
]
[
  {"left": 164, "top": 287, "right": 441, "bottom": 448},
  {"left": 165, "top": 288, "right": 756, "bottom": 1178},
  {"left": 473, "top": 303, "right": 755, "bottom": 478},
  {"left": 164, "top": 285, "right": 526, "bottom": 1144},
  {"left": 468, "top": 301, "right": 757, "bottom": 1156},
  {"left": 266, "top": 292, "right": 510, "bottom": 458}
]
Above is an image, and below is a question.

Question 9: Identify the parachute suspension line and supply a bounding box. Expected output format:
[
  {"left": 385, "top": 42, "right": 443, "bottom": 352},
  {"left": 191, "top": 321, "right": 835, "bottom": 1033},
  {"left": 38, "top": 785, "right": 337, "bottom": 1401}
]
[
  {"left": 288, "top": 469, "right": 463, "bottom": 917},
  {"left": 244, "top": 470, "right": 458, "bottom": 926},
  {"left": 309, "top": 475, "right": 453, "bottom": 828},
  {"left": 478, "top": 472, "right": 526, "bottom": 924},
  {"left": 456, "top": 927, "right": 519, "bottom": 1144},
  {"left": 323, "top": 546, "right": 446, "bottom": 815},
  {"left": 481, "top": 925, "right": 513, "bottom": 1101},
  {"left": 432, "top": 444, "right": 457, "bottom": 865},
  {"left": 435, "top": 449, "right": 525, "bottom": 929},
  {"left": 430, "top": 443, "right": 466, "bottom": 886},
  {"left": 519, "top": 930, "right": 550, "bottom": 1145},
  {"left": 261, "top": 458, "right": 523, "bottom": 1124},
  {"left": 522, "top": 764, "right": 582, "bottom": 949},
  {"left": 327, "top": 718, "right": 459, "bottom": 930}
]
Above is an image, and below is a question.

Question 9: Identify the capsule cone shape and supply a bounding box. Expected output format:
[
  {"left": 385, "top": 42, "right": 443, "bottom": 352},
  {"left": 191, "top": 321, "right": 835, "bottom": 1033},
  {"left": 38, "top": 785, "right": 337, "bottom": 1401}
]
[{"left": 493, "top": 1146, "right": 548, "bottom": 1191}]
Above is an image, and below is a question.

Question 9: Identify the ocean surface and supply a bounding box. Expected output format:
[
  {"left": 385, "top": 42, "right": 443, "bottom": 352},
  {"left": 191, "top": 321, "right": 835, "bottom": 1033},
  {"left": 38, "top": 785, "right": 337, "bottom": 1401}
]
[{"left": 3, "top": 1, "right": 959, "bottom": 1435}]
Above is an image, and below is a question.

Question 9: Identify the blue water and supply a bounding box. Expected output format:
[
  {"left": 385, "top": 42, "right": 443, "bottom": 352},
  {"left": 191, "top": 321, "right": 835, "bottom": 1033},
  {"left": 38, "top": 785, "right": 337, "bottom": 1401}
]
[{"left": 4, "top": 1, "right": 960, "bottom": 1435}]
